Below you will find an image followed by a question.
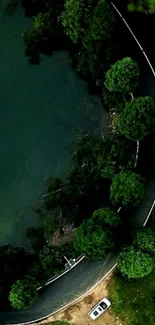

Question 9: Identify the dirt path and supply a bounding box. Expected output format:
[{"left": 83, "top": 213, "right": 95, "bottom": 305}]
[{"left": 36, "top": 273, "right": 124, "bottom": 325}]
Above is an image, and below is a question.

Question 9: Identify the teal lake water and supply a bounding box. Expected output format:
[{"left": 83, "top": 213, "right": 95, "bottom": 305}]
[{"left": 0, "top": 7, "right": 109, "bottom": 246}]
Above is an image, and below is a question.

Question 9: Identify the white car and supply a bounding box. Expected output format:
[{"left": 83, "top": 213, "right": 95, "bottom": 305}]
[{"left": 88, "top": 297, "right": 111, "bottom": 320}]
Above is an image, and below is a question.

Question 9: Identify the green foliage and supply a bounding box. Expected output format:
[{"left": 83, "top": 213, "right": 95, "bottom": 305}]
[
  {"left": 73, "top": 135, "right": 136, "bottom": 180},
  {"left": 117, "top": 96, "right": 155, "bottom": 140},
  {"left": 117, "top": 246, "right": 154, "bottom": 278},
  {"left": 62, "top": 0, "right": 114, "bottom": 45},
  {"left": 24, "top": 226, "right": 46, "bottom": 252},
  {"left": 102, "top": 86, "right": 130, "bottom": 112},
  {"left": 74, "top": 218, "right": 114, "bottom": 259},
  {"left": 0, "top": 245, "right": 34, "bottom": 310},
  {"left": 127, "top": 0, "right": 155, "bottom": 13},
  {"left": 110, "top": 171, "right": 145, "bottom": 207},
  {"left": 109, "top": 269, "right": 155, "bottom": 325},
  {"left": 23, "top": 12, "right": 57, "bottom": 56},
  {"left": 9, "top": 276, "right": 39, "bottom": 310},
  {"left": 100, "top": 136, "right": 136, "bottom": 179},
  {"left": 92, "top": 208, "right": 121, "bottom": 228},
  {"left": 133, "top": 228, "right": 155, "bottom": 254},
  {"left": 23, "top": 5, "right": 65, "bottom": 62},
  {"left": 39, "top": 246, "right": 63, "bottom": 276},
  {"left": 62, "top": 0, "right": 85, "bottom": 43},
  {"left": 62, "top": 0, "right": 115, "bottom": 84},
  {"left": 82, "top": 0, "right": 115, "bottom": 49},
  {"left": 28, "top": 260, "right": 46, "bottom": 282},
  {"left": 43, "top": 176, "right": 65, "bottom": 211},
  {"left": 43, "top": 214, "right": 60, "bottom": 234},
  {"left": 105, "top": 57, "right": 140, "bottom": 93},
  {"left": 39, "top": 242, "right": 75, "bottom": 278}
]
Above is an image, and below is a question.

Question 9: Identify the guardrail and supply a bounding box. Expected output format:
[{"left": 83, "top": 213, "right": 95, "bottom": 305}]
[{"left": 37, "top": 255, "right": 85, "bottom": 291}]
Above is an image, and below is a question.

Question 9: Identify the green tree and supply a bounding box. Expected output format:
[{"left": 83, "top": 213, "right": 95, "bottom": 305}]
[
  {"left": 74, "top": 218, "right": 114, "bottom": 259},
  {"left": 72, "top": 135, "right": 136, "bottom": 180},
  {"left": 92, "top": 207, "right": 121, "bottom": 228},
  {"left": 43, "top": 176, "right": 64, "bottom": 210},
  {"left": 102, "top": 86, "right": 130, "bottom": 112},
  {"left": 110, "top": 171, "right": 145, "bottom": 207},
  {"left": 43, "top": 214, "right": 60, "bottom": 234},
  {"left": 105, "top": 57, "right": 140, "bottom": 93},
  {"left": 28, "top": 260, "right": 46, "bottom": 282},
  {"left": 62, "top": 0, "right": 115, "bottom": 85},
  {"left": 133, "top": 228, "right": 155, "bottom": 254},
  {"left": 9, "top": 276, "right": 39, "bottom": 310},
  {"left": 0, "top": 245, "right": 35, "bottom": 309},
  {"left": 117, "top": 246, "right": 154, "bottom": 278},
  {"left": 39, "top": 246, "right": 63, "bottom": 277},
  {"left": 82, "top": 0, "right": 115, "bottom": 49},
  {"left": 23, "top": 11, "right": 63, "bottom": 62},
  {"left": 117, "top": 96, "right": 155, "bottom": 140},
  {"left": 127, "top": 0, "right": 155, "bottom": 13},
  {"left": 62, "top": 0, "right": 85, "bottom": 43},
  {"left": 39, "top": 243, "right": 74, "bottom": 278},
  {"left": 100, "top": 136, "right": 136, "bottom": 179}
]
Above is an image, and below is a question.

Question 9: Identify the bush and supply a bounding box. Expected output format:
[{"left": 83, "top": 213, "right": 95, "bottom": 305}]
[
  {"left": 117, "top": 96, "right": 155, "bottom": 140},
  {"left": 92, "top": 207, "right": 121, "bottom": 228},
  {"left": 110, "top": 171, "right": 145, "bottom": 207},
  {"left": 117, "top": 246, "right": 154, "bottom": 278},
  {"left": 133, "top": 228, "right": 155, "bottom": 254},
  {"left": 9, "top": 276, "right": 39, "bottom": 310},
  {"left": 105, "top": 57, "right": 140, "bottom": 93},
  {"left": 74, "top": 218, "right": 114, "bottom": 259},
  {"left": 43, "top": 214, "right": 60, "bottom": 234}
]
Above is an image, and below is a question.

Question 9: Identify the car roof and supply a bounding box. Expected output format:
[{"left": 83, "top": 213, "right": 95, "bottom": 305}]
[{"left": 88, "top": 298, "right": 108, "bottom": 316}]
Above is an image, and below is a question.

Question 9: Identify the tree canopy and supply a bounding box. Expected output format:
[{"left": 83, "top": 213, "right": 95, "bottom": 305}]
[
  {"left": 74, "top": 218, "right": 114, "bottom": 259},
  {"left": 92, "top": 208, "right": 121, "bottom": 228},
  {"left": 9, "top": 276, "right": 39, "bottom": 310},
  {"left": 39, "top": 243, "right": 75, "bottom": 278},
  {"left": 100, "top": 136, "right": 136, "bottom": 179},
  {"left": 110, "top": 171, "right": 145, "bottom": 207},
  {"left": 117, "top": 96, "right": 155, "bottom": 140},
  {"left": 117, "top": 246, "right": 154, "bottom": 278},
  {"left": 62, "top": 0, "right": 115, "bottom": 84},
  {"left": 105, "top": 57, "right": 140, "bottom": 93},
  {"left": 62, "top": 0, "right": 114, "bottom": 45},
  {"left": 133, "top": 228, "right": 155, "bottom": 254},
  {"left": 127, "top": 0, "right": 155, "bottom": 13},
  {"left": 0, "top": 245, "right": 35, "bottom": 310}
]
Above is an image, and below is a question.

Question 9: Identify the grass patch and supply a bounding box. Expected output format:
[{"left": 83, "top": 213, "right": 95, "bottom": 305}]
[{"left": 109, "top": 270, "right": 155, "bottom": 325}]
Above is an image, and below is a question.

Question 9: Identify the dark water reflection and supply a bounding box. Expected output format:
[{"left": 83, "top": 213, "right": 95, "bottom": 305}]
[{"left": 0, "top": 8, "right": 109, "bottom": 246}]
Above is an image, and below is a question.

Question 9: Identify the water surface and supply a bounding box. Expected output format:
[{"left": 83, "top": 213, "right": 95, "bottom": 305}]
[{"left": 0, "top": 8, "right": 109, "bottom": 246}]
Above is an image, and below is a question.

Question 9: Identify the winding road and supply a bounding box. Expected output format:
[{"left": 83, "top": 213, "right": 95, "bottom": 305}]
[
  {"left": 1, "top": 176, "right": 155, "bottom": 325},
  {"left": 1, "top": 4, "right": 155, "bottom": 325}
]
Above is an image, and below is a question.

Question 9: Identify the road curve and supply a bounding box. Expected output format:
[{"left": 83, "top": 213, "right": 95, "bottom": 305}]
[
  {"left": 0, "top": 255, "right": 117, "bottom": 324},
  {"left": 1, "top": 176, "right": 155, "bottom": 325}
]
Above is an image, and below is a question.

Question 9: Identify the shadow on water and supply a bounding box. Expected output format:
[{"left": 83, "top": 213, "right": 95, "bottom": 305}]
[{"left": 0, "top": 8, "right": 109, "bottom": 247}]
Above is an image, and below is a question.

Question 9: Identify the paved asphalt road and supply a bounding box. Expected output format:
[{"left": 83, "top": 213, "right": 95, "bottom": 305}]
[
  {"left": 0, "top": 255, "right": 117, "bottom": 324},
  {"left": 1, "top": 8, "right": 155, "bottom": 325},
  {"left": 1, "top": 174, "right": 155, "bottom": 324}
]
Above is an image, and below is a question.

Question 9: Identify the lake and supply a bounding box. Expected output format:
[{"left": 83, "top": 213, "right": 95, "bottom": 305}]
[{"left": 0, "top": 6, "right": 109, "bottom": 246}]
